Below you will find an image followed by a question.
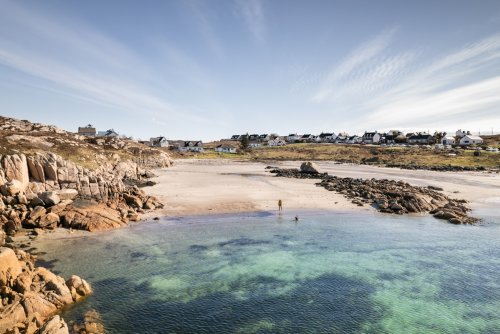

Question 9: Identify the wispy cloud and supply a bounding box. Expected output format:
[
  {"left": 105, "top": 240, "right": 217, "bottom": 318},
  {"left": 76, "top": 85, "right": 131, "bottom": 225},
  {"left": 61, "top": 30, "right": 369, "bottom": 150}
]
[
  {"left": 312, "top": 28, "right": 500, "bottom": 132},
  {"left": 0, "top": 1, "right": 214, "bottom": 126},
  {"left": 186, "top": 0, "right": 225, "bottom": 59},
  {"left": 312, "top": 28, "right": 397, "bottom": 103},
  {"left": 234, "top": 0, "right": 266, "bottom": 44}
]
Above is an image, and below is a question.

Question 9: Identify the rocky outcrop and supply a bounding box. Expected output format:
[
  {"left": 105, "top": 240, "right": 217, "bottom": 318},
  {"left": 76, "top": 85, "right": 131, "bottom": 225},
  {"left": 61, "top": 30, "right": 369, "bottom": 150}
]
[
  {"left": 0, "top": 248, "right": 91, "bottom": 334},
  {"left": 0, "top": 116, "right": 172, "bottom": 334},
  {"left": 300, "top": 161, "right": 321, "bottom": 174},
  {"left": 269, "top": 165, "right": 479, "bottom": 225}
]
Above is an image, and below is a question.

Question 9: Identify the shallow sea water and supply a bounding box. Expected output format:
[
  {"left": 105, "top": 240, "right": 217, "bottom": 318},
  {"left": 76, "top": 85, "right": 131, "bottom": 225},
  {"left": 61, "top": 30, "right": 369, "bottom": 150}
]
[{"left": 35, "top": 211, "right": 500, "bottom": 334}]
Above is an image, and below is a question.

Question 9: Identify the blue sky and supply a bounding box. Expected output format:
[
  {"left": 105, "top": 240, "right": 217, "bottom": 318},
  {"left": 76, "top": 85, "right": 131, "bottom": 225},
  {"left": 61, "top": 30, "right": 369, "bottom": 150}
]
[{"left": 1, "top": 0, "right": 500, "bottom": 141}]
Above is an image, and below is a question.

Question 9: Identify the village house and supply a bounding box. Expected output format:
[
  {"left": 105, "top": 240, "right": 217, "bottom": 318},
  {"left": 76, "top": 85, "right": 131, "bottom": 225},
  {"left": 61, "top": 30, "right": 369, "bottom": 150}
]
[
  {"left": 346, "top": 135, "right": 362, "bottom": 144},
  {"left": 286, "top": 133, "right": 301, "bottom": 143},
  {"left": 335, "top": 132, "right": 349, "bottom": 143},
  {"left": 456, "top": 129, "right": 471, "bottom": 138},
  {"left": 362, "top": 131, "right": 381, "bottom": 144},
  {"left": 441, "top": 136, "right": 456, "bottom": 146},
  {"left": 318, "top": 132, "right": 337, "bottom": 143},
  {"left": 248, "top": 141, "right": 262, "bottom": 148},
  {"left": 383, "top": 130, "right": 406, "bottom": 144},
  {"left": 407, "top": 133, "right": 435, "bottom": 145},
  {"left": 259, "top": 134, "right": 270, "bottom": 142},
  {"left": 268, "top": 137, "right": 287, "bottom": 147},
  {"left": 230, "top": 135, "right": 241, "bottom": 141},
  {"left": 299, "top": 134, "right": 315, "bottom": 143},
  {"left": 97, "top": 129, "right": 119, "bottom": 137},
  {"left": 248, "top": 134, "right": 260, "bottom": 141},
  {"left": 459, "top": 135, "right": 483, "bottom": 146},
  {"left": 77, "top": 124, "right": 96, "bottom": 136},
  {"left": 149, "top": 136, "right": 168, "bottom": 147},
  {"left": 175, "top": 141, "right": 204, "bottom": 152},
  {"left": 214, "top": 144, "right": 237, "bottom": 153}
]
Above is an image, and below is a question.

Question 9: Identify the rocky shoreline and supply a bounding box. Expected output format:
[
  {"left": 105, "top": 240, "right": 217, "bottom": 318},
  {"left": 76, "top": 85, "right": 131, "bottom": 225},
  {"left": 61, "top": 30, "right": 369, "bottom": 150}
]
[
  {"left": 269, "top": 162, "right": 479, "bottom": 225},
  {"left": 0, "top": 117, "right": 172, "bottom": 334}
]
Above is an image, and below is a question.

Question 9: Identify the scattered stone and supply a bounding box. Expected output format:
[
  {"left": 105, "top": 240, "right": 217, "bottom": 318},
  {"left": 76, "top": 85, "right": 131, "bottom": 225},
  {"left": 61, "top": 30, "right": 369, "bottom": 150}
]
[
  {"left": 269, "top": 167, "right": 479, "bottom": 225},
  {"left": 300, "top": 161, "right": 322, "bottom": 174}
]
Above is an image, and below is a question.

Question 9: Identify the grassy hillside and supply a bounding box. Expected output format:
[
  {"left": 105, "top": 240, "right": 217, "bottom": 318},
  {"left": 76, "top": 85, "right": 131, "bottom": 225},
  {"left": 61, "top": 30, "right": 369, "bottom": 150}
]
[
  {"left": 176, "top": 142, "right": 500, "bottom": 169},
  {"left": 0, "top": 116, "right": 169, "bottom": 170}
]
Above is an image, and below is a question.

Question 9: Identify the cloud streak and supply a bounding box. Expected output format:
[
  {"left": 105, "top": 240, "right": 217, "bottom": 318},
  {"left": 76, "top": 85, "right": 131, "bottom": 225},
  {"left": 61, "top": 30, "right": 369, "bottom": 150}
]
[
  {"left": 312, "top": 29, "right": 500, "bottom": 132},
  {"left": 234, "top": 0, "right": 266, "bottom": 44},
  {"left": 0, "top": 1, "right": 215, "bottom": 126}
]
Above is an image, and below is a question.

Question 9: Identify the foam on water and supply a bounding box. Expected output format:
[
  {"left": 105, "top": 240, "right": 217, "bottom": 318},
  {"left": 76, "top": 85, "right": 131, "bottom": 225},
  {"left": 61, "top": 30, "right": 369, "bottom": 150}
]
[{"left": 35, "top": 212, "right": 500, "bottom": 333}]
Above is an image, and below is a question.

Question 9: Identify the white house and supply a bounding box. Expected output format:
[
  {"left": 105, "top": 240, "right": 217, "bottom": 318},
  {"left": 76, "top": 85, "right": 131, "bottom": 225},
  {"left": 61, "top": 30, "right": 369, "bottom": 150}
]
[
  {"left": 268, "top": 137, "right": 286, "bottom": 147},
  {"left": 214, "top": 144, "right": 237, "bottom": 153},
  {"left": 456, "top": 129, "right": 471, "bottom": 138},
  {"left": 346, "top": 135, "right": 362, "bottom": 144},
  {"left": 286, "top": 134, "right": 301, "bottom": 143},
  {"left": 299, "top": 134, "right": 315, "bottom": 142},
  {"left": 459, "top": 135, "right": 483, "bottom": 146},
  {"left": 149, "top": 136, "right": 168, "bottom": 147},
  {"left": 362, "top": 131, "right": 381, "bottom": 144},
  {"left": 259, "top": 134, "right": 270, "bottom": 142},
  {"left": 441, "top": 136, "right": 456, "bottom": 145},
  {"left": 318, "top": 132, "right": 337, "bottom": 143},
  {"left": 97, "top": 129, "right": 119, "bottom": 137},
  {"left": 178, "top": 141, "right": 204, "bottom": 152},
  {"left": 248, "top": 142, "right": 261, "bottom": 148},
  {"left": 408, "top": 133, "right": 434, "bottom": 145}
]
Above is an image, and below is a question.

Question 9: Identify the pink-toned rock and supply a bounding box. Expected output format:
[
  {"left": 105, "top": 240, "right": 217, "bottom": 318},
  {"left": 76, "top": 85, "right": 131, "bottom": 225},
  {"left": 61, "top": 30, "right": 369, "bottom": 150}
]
[
  {"left": 65, "top": 275, "right": 92, "bottom": 301},
  {"left": 38, "top": 315, "right": 69, "bottom": 334},
  {"left": 0, "top": 247, "right": 22, "bottom": 286}
]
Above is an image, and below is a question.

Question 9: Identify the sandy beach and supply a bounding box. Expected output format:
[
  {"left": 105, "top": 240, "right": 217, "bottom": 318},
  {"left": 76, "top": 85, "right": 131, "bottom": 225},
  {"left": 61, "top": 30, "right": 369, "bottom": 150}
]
[{"left": 145, "top": 159, "right": 500, "bottom": 218}]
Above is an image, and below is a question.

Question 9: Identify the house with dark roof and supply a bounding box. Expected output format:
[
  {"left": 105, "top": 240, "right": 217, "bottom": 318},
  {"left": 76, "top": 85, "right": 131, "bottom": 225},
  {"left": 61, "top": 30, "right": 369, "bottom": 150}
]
[
  {"left": 175, "top": 141, "right": 204, "bottom": 152},
  {"left": 214, "top": 144, "right": 238, "bottom": 153},
  {"left": 362, "top": 131, "right": 381, "bottom": 144},
  {"left": 78, "top": 124, "right": 96, "bottom": 137},
  {"left": 149, "top": 136, "right": 168, "bottom": 147},
  {"left": 286, "top": 134, "right": 301, "bottom": 143},
  {"left": 299, "top": 134, "right": 315, "bottom": 143},
  {"left": 346, "top": 135, "right": 361, "bottom": 144},
  {"left": 230, "top": 135, "right": 241, "bottom": 141},
  {"left": 259, "top": 134, "right": 270, "bottom": 142},
  {"left": 407, "top": 133, "right": 435, "bottom": 145},
  {"left": 248, "top": 134, "right": 260, "bottom": 141},
  {"left": 318, "top": 132, "right": 337, "bottom": 143},
  {"left": 97, "top": 129, "right": 119, "bottom": 137}
]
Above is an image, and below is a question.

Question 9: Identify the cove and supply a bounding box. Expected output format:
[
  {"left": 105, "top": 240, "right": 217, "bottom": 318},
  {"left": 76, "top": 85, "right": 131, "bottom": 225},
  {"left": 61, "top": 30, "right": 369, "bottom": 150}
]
[{"left": 34, "top": 211, "right": 500, "bottom": 333}]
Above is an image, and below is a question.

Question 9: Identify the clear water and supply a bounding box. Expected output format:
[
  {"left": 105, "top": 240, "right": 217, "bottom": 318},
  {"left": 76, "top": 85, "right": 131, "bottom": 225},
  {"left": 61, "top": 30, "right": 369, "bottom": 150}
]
[{"left": 35, "top": 211, "right": 500, "bottom": 334}]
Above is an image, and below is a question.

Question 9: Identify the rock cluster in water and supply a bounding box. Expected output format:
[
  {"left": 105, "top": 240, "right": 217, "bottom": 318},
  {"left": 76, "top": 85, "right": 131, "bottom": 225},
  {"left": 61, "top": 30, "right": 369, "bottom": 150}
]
[
  {"left": 269, "top": 164, "right": 479, "bottom": 225},
  {"left": 0, "top": 247, "right": 92, "bottom": 334}
]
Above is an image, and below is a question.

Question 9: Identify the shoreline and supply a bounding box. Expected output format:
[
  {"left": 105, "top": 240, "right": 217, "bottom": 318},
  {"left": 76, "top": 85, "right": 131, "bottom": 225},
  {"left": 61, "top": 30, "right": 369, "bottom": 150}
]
[{"left": 143, "top": 159, "right": 500, "bottom": 219}]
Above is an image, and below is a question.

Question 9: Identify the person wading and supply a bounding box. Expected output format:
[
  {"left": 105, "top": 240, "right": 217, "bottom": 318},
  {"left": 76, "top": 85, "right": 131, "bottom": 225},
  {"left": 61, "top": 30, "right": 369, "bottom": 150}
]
[{"left": 278, "top": 199, "right": 283, "bottom": 212}]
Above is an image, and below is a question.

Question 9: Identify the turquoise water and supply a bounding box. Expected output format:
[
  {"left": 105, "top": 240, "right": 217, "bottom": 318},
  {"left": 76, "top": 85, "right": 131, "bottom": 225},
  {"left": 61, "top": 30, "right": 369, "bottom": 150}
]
[{"left": 35, "top": 211, "right": 500, "bottom": 333}]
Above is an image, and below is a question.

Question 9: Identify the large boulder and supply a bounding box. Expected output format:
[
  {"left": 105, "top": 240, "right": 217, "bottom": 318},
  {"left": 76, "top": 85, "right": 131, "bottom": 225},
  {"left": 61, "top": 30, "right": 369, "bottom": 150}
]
[
  {"left": 59, "top": 199, "right": 127, "bottom": 232},
  {"left": 55, "top": 189, "right": 78, "bottom": 201},
  {"left": 66, "top": 275, "right": 92, "bottom": 301},
  {"left": 1, "top": 154, "right": 29, "bottom": 188},
  {"left": 39, "top": 192, "right": 61, "bottom": 206},
  {"left": 1, "top": 180, "right": 25, "bottom": 196},
  {"left": 38, "top": 315, "right": 69, "bottom": 334},
  {"left": 0, "top": 247, "right": 22, "bottom": 286},
  {"left": 300, "top": 161, "right": 322, "bottom": 174}
]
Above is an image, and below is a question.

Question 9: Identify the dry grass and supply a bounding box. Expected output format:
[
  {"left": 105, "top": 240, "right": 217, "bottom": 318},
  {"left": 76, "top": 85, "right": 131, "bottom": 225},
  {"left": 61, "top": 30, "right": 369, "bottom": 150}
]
[{"left": 178, "top": 143, "right": 500, "bottom": 169}]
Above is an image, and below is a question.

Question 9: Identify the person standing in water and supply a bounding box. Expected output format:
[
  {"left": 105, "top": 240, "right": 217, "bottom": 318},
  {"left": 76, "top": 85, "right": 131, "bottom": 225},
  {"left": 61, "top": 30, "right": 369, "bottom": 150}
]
[{"left": 278, "top": 199, "right": 283, "bottom": 212}]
